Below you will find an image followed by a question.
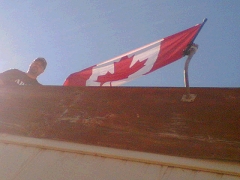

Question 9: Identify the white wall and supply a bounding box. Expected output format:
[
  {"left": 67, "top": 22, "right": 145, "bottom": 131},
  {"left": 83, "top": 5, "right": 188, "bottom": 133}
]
[{"left": 0, "top": 134, "right": 239, "bottom": 180}]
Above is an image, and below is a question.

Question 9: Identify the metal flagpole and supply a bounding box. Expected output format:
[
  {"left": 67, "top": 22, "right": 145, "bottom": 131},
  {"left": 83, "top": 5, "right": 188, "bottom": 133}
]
[
  {"left": 181, "top": 18, "right": 207, "bottom": 102},
  {"left": 181, "top": 44, "right": 198, "bottom": 102}
]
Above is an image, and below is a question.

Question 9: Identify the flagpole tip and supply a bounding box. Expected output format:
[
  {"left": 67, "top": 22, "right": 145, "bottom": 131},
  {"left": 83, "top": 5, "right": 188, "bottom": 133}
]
[{"left": 203, "top": 18, "right": 208, "bottom": 23}]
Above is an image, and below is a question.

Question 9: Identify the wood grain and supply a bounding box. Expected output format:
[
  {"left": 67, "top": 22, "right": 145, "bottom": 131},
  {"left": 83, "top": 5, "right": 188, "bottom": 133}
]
[{"left": 0, "top": 86, "right": 239, "bottom": 161}]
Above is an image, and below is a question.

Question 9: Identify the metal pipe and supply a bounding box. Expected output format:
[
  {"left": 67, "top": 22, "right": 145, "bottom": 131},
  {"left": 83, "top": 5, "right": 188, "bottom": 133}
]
[{"left": 182, "top": 44, "right": 198, "bottom": 101}]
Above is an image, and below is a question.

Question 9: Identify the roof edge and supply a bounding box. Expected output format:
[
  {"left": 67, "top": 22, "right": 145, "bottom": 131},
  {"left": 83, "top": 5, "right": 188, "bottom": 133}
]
[{"left": 1, "top": 133, "right": 239, "bottom": 177}]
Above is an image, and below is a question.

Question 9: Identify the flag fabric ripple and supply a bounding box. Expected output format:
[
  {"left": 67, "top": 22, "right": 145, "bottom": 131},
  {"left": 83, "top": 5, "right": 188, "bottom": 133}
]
[{"left": 64, "top": 23, "right": 202, "bottom": 86}]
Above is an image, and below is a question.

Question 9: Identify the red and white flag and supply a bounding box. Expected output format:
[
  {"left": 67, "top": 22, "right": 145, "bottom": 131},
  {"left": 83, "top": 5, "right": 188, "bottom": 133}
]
[{"left": 64, "top": 23, "right": 202, "bottom": 86}]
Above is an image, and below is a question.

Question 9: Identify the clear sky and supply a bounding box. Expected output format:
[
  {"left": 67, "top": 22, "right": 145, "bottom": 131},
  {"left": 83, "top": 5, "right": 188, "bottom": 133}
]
[{"left": 0, "top": 1, "right": 239, "bottom": 87}]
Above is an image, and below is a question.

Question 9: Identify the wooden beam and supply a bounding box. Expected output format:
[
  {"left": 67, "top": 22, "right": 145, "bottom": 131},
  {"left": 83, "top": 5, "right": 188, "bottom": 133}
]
[{"left": 0, "top": 86, "right": 239, "bottom": 161}]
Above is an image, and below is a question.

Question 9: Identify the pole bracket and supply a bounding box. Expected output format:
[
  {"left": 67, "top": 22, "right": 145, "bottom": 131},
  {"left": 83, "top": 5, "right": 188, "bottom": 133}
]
[{"left": 181, "top": 94, "right": 197, "bottom": 102}]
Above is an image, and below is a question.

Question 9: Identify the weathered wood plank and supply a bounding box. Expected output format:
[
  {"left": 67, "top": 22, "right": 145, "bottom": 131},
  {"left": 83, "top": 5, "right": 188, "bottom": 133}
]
[{"left": 0, "top": 86, "right": 239, "bottom": 161}]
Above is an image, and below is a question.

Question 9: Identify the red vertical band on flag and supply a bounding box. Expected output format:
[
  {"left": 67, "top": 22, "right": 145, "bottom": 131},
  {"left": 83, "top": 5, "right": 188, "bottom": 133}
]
[
  {"left": 146, "top": 24, "right": 201, "bottom": 74},
  {"left": 63, "top": 66, "right": 95, "bottom": 86}
]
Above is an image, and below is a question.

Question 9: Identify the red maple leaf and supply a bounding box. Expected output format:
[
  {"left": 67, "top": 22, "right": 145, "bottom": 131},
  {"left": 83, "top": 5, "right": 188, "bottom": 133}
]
[{"left": 96, "top": 55, "right": 147, "bottom": 86}]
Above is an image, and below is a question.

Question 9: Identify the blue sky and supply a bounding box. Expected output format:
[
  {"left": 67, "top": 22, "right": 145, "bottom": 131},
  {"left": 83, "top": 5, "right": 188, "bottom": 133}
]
[{"left": 0, "top": 1, "right": 239, "bottom": 87}]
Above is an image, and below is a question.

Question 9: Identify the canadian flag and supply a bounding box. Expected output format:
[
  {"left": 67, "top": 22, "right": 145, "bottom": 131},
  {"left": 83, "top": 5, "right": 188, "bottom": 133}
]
[{"left": 64, "top": 23, "right": 202, "bottom": 86}]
